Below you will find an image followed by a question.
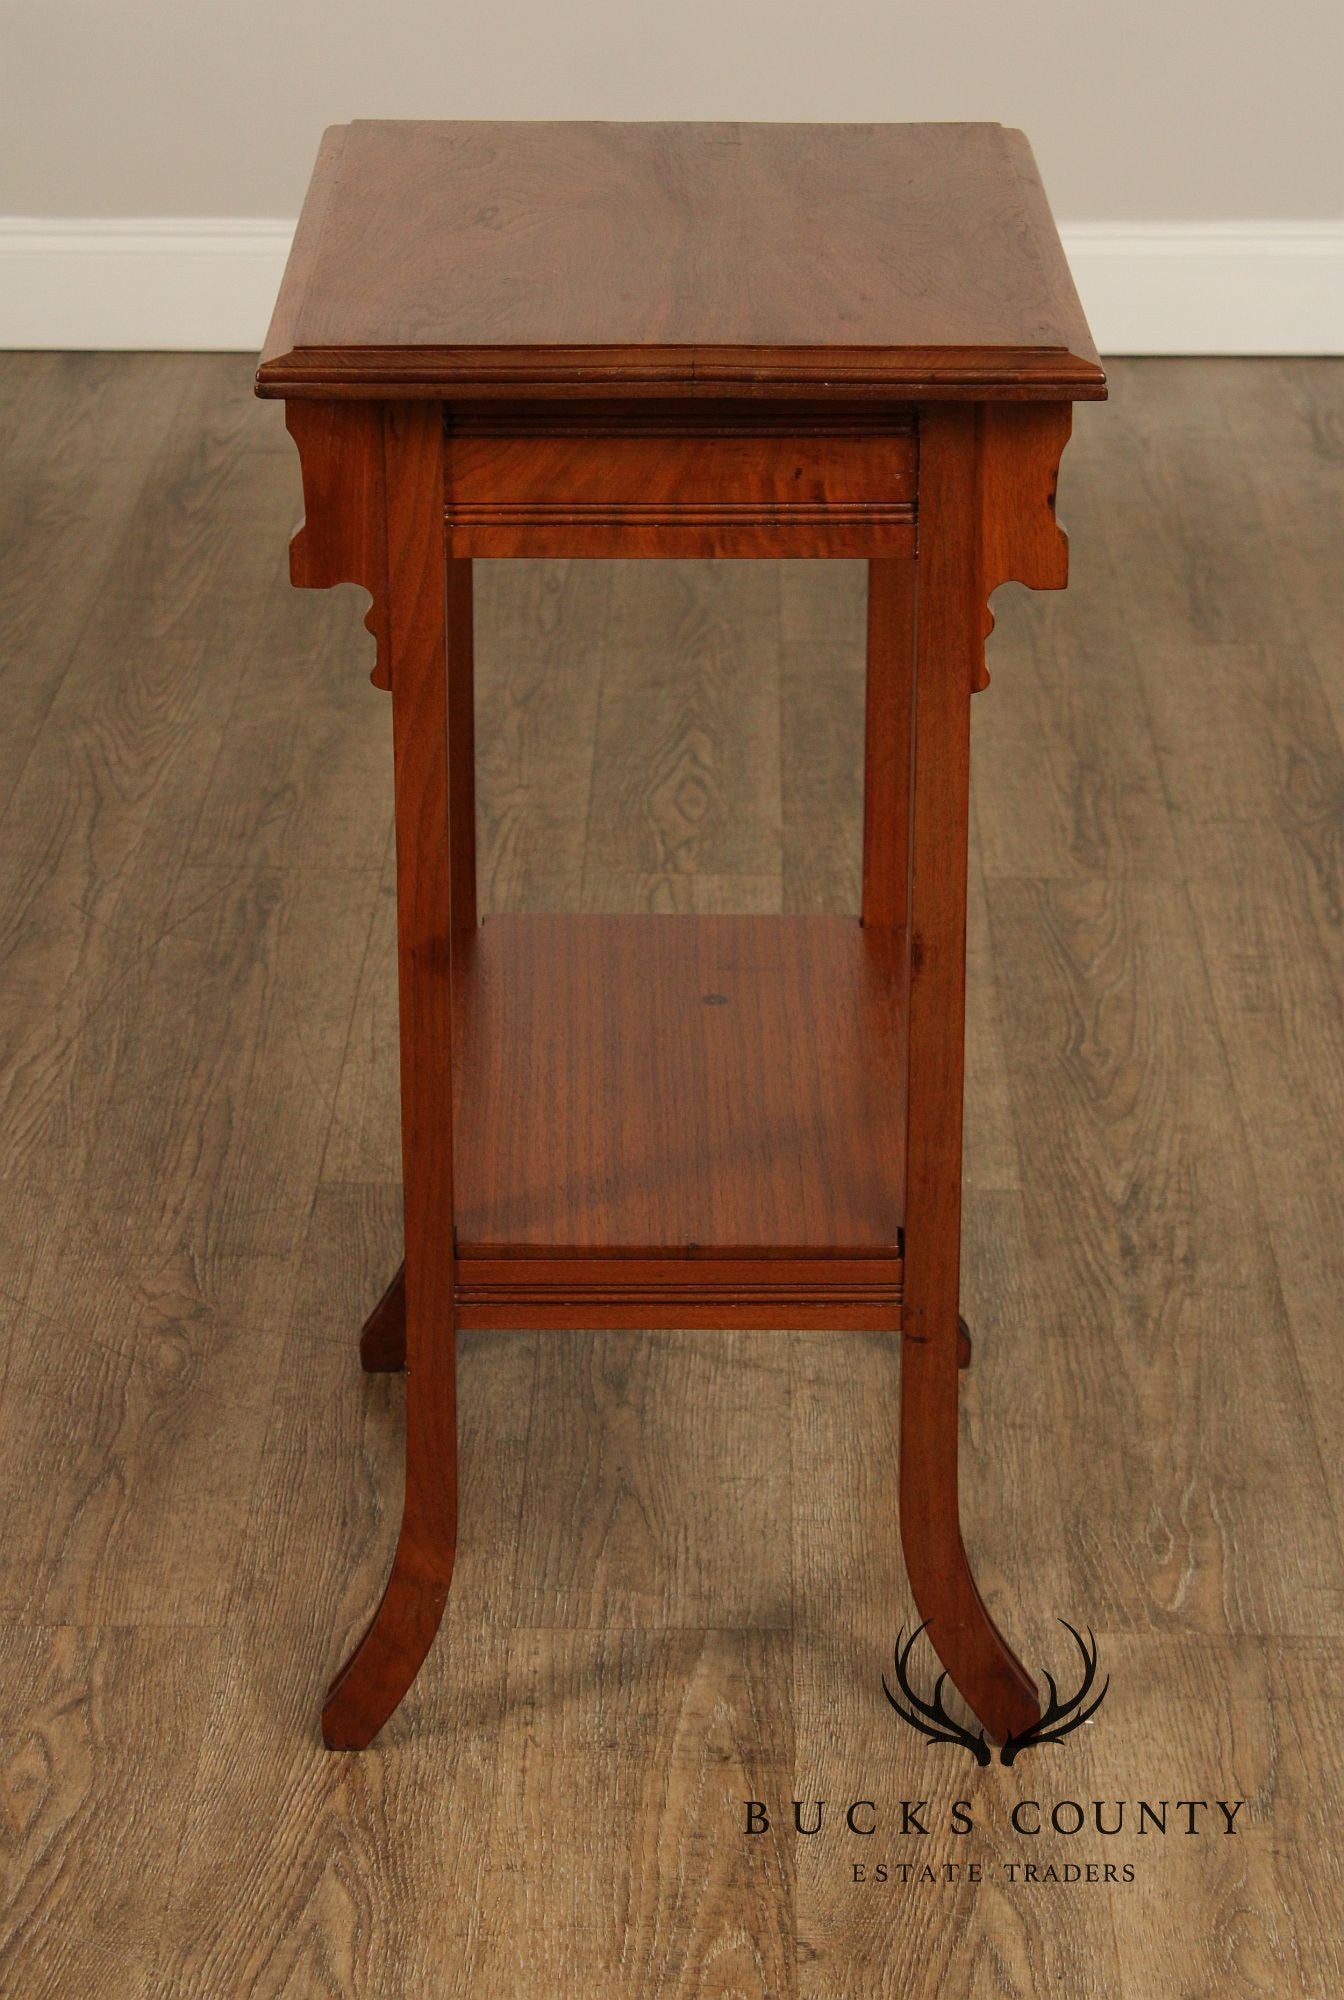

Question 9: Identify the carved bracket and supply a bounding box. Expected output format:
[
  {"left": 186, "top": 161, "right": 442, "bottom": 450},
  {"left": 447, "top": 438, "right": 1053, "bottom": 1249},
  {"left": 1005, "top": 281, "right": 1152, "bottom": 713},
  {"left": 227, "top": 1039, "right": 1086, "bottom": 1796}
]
[
  {"left": 974, "top": 402, "right": 1072, "bottom": 691},
  {"left": 285, "top": 401, "right": 392, "bottom": 688}
]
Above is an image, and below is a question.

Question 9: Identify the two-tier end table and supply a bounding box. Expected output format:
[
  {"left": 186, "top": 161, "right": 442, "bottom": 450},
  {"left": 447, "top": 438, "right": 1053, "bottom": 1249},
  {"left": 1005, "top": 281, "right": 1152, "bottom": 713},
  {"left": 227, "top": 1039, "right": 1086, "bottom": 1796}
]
[{"left": 256, "top": 120, "right": 1105, "bottom": 1750}]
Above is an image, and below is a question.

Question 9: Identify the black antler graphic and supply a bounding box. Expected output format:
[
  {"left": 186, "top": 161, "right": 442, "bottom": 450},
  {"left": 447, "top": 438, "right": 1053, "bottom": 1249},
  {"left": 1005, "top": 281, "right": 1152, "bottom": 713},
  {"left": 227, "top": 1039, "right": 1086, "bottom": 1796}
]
[
  {"left": 998, "top": 1621, "right": 1109, "bottom": 1767},
  {"left": 882, "top": 1624, "right": 991, "bottom": 1766}
]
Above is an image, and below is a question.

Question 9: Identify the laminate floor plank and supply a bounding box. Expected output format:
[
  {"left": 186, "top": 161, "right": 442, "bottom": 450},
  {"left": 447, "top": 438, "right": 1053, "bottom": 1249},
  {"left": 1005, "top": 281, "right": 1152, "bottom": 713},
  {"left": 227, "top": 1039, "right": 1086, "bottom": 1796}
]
[
  {"left": 1091, "top": 360, "right": 1307, "bottom": 652},
  {"left": 0, "top": 351, "right": 59, "bottom": 463},
  {"left": 963, "top": 839, "right": 1024, "bottom": 1195},
  {"left": 776, "top": 557, "right": 866, "bottom": 920},
  {"left": 0, "top": 362, "right": 309, "bottom": 1189},
  {"left": 153, "top": 1183, "right": 537, "bottom": 1999},
  {"left": 779, "top": 630, "right": 864, "bottom": 915},
  {"left": 0, "top": 1620, "right": 221, "bottom": 1999},
  {"left": 183, "top": 581, "right": 394, "bottom": 877},
  {"left": 583, "top": 559, "right": 783, "bottom": 904},
  {"left": 0, "top": 1182, "right": 44, "bottom": 1422},
  {"left": 578, "top": 866, "right": 782, "bottom": 914},
  {"left": 973, "top": 402, "right": 1182, "bottom": 888},
  {"left": 0, "top": 352, "right": 199, "bottom": 473},
  {"left": 0, "top": 863, "right": 378, "bottom": 1628},
  {"left": 0, "top": 355, "right": 199, "bottom": 817},
  {"left": 511, "top": 1327, "right": 791, "bottom": 1631},
  {"left": 1098, "top": 1633, "right": 1344, "bottom": 1999},
  {"left": 320, "top": 833, "right": 400, "bottom": 1183},
  {"left": 0, "top": 360, "right": 385, "bottom": 1643},
  {"left": 1172, "top": 822, "right": 1344, "bottom": 1536},
  {"left": 1, "top": 355, "right": 1341, "bottom": 1997},
  {"left": 776, "top": 556, "right": 866, "bottom": 649},
  {"left": 471, "top": 1626, "right": 795, "bottom": 2000},
  {"left": 0, "top": 1181, "right": 301, "bottom": 1629},
  {"left": 988, "top": 872, "right": 1344, "bottom": 1638},
  {"left": 474, "top": 557, "right": 611, "bottom": 914},
  {"left": 1217, "top": 359, "right": 1344, "bottom": 682},
  {"left": 972, "top": 609, "right": 1180, "bottom": 887},
  {"left": 1119, "top": 368, "right": 1344, "bottom": 1547}
]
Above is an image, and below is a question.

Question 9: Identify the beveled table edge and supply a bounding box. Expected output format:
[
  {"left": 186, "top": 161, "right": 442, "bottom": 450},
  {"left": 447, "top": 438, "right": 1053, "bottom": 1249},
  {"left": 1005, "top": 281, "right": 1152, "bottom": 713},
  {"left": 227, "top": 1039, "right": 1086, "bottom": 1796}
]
[{"left": 255, "top": 346, "right": 1107, "bottom": 401}]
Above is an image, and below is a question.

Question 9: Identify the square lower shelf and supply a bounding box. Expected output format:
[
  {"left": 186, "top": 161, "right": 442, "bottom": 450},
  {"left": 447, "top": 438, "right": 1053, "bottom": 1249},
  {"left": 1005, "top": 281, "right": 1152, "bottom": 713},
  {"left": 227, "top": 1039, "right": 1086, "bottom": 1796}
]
[{"left": 452, "top": 914, "right": 906, "bottom": 1328}]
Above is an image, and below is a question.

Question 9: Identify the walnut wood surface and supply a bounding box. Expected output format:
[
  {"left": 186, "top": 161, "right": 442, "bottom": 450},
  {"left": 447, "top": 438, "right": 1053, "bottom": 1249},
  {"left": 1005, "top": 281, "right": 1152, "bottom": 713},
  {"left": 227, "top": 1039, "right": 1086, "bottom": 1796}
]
[
  {"left": 367, "top": 1227, "right": 862, "bottom": 1355},
  {"left": 257, "top": 121, "right": 1104, "bottom": 402},
  {"left": 358, "top": 1261, "right": 407, "bottom": 1371},
  {"left": 285, "top": 397, "right": 390, "bottom": 686},
  {"left": 450, "top": 913, "right": 905, "bottom": 1259},
  {"left": 260, "top": 121, "right": 1103, "bottom": 1749},
  {"left": 455, "top": 1256, "right": 902, "bottom": 1331},
  {"left": 320, "top": 405, "right": 461, "bottom": 1751},
  {"left": 898, "top": 402, "right": 1039, "bottom": 1740},
  {"left": 446, "top": 417, "right": 917, "bottom": 558},
  {"left": 975, "top": 400, "right": 1073, "bottom": 687}
]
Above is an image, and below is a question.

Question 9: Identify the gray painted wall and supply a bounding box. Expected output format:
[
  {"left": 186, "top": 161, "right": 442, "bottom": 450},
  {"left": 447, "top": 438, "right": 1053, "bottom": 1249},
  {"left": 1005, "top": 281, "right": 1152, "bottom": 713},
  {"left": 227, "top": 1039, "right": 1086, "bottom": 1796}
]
[{"left": 4, "top": 0, "right": 1342, "bottom": 220}]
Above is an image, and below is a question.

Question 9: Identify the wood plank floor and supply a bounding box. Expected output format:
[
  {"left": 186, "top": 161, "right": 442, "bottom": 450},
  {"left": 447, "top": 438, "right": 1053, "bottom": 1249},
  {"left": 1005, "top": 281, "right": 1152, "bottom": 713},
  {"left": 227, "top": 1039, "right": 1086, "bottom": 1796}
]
[{"left": 0, "top": 355, "right": 1341, "bottom": 1997}]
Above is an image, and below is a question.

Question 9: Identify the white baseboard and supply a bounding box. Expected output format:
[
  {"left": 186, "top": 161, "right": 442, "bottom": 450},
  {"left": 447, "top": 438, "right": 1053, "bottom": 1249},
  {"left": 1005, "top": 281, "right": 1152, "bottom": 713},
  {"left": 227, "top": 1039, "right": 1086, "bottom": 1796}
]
[
  {"left": 0, "top": 218, "right": 294, "bottom": 353},
  {"left": 1062, "top": 222, "right": 1344, "bottom": 355},
  {"left": 1, "top": 215, "right": 1341, "bottom": 357}
]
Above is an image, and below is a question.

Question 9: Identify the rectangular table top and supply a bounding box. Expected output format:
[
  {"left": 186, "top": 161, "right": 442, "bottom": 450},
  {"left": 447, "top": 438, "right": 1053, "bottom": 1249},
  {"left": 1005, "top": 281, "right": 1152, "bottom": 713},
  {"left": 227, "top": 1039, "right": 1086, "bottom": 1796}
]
[{"left": 258, "top": 120, "right": 1103, "bottom": 402}]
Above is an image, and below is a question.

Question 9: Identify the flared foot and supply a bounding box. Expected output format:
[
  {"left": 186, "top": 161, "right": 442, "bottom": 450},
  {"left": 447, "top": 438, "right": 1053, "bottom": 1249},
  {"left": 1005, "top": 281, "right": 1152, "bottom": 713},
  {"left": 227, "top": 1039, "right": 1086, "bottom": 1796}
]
[
  {"left": 325, "top": 1294, "right": 457, "bottom": 1748},
  {"left": 903, "top": 1533, "right": 1041, "bottom": 1743},
  {"left": 900, "top": 1319, "right": 1039, "bottom": 1743},
  {"left": 322, "top": 1544, "right": 454, "bottom": 1749}
]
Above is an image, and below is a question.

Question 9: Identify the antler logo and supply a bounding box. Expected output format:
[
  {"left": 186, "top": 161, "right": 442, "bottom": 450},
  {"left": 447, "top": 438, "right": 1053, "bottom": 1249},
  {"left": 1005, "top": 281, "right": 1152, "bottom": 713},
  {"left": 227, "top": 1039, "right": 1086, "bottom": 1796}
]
[
  {"left": 882, "top": 1624, "right": 991, "bottom": 1764},
  {"left": 883, "top": 1620, "right": 1109, "bottom": 1766}
]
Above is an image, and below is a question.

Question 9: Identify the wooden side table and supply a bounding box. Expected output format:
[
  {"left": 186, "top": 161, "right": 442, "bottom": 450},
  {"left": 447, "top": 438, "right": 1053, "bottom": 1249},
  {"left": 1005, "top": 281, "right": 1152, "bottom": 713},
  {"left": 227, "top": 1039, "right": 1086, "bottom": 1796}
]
[{"left": 256, "top": 120, "right": 1105, "bottom": 1750}]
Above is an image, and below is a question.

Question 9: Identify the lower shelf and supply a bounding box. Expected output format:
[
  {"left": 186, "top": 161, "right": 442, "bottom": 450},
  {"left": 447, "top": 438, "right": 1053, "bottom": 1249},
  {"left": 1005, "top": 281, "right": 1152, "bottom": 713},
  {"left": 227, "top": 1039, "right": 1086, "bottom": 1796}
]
[{"left": 451, "top": 914, "right": 907, "bottom": 1328}]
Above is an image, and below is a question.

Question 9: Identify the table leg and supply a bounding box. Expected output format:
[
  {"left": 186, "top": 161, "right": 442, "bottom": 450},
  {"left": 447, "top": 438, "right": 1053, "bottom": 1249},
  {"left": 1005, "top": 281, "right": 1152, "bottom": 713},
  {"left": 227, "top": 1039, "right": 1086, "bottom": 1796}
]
[
  {"left": 899, "top": 403, "right": 1040, "bottom": 1744},
  {"left": 323, "top": 405, "right": 461, "bottom": 1750},
  {"left": 360, "top": 1262, "right": 407, "bottom": 1372}
]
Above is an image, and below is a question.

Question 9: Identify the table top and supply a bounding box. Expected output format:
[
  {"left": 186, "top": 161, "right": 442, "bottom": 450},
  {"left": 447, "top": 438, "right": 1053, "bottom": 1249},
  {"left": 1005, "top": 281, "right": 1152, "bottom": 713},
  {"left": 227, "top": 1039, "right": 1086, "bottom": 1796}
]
[{"left": 257, "top": 120, "right": 1104, "bottom": 402}]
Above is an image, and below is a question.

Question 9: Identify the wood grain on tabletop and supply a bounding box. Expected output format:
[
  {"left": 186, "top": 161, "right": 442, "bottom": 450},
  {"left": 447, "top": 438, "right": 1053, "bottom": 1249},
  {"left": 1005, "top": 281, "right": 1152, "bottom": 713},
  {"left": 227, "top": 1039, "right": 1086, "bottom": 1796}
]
[{"left": 257, "top": 121, "right": 1104, "bottom": 400}]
